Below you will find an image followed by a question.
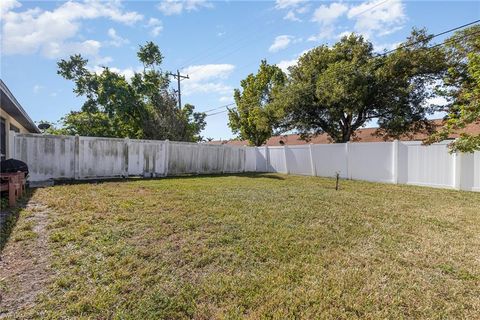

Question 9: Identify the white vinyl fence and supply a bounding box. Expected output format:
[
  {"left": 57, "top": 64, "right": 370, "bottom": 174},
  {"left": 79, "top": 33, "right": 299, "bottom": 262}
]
[
  {"left": 9, "top": 132, "right": 480, "bottom": 192},
  {"left": 247, "top": 141, "right": 480, "bottom": 192},
  {"left": 10, "top": 133, "right": 247, "bottom": 181}
]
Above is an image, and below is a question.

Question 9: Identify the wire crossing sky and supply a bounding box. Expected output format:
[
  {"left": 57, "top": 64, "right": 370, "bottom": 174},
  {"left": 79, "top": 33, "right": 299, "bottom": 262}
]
[{"left": 1, "top": 0, "right": 479, "bottom": 140}]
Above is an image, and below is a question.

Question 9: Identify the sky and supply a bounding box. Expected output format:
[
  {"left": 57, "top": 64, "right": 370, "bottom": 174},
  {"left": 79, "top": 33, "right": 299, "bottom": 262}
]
[{"left": 1, "top": 0, "right": 479, "bottom": 140}]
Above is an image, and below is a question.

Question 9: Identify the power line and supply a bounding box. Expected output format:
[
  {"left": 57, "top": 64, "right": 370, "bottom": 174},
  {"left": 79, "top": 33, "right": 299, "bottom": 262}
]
[
  {"left": 202, "top": 102, "right": 235, "bottom": 114},
  {"left": 180, "top": 12, "right": 267, "bottom": 69},
  {"left": 205, "top": 25, "right": 480, "bottom": 114},
  {"left": 205, "top": 109, "right": 231, "bottom": 117},
  {"left": 349, "top": 0, "right": 391, "bottom": 18},
  {"left": 379, "top": 19, "right": 480, "bottom": 56},
  {"left": 201, "top": 23, "right": 479, "bottom": 119}
]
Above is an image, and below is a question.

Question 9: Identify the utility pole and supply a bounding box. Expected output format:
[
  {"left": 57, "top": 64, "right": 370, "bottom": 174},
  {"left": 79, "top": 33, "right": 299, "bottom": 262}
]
[{"left": 167, "top": 70, "right": 189, "bottom": 109}]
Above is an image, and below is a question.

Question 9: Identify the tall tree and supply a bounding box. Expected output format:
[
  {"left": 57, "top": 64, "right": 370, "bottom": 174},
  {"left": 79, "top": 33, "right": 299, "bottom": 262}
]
[
  {"left": 425, "top": 25, "right": 480, "bottom": 152},
  {"left": 56, "top": 42, "right": 206, "bottom": 142},
  {"left": 273, "top": 31, "right": 447, "bottom": 143},
  {"left": 228, "top": 60, "right": 286, "bottom": 146}
]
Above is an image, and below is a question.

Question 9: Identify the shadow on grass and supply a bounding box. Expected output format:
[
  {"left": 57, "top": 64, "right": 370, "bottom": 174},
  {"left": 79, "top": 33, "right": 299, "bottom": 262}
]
[
  {"left": 50, "top": 172, "right": 285, "bottom": 186},
  {"left": 0, "top": 189, "right": 35, "bottom": 253}
]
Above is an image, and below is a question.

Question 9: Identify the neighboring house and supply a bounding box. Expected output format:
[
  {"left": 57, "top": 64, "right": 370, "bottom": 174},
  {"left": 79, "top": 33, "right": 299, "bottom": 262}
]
[
  {"left": 0, "top": 80, "right": 40, "bottom": 160},
  {"left": 210, "top": 119, "right": 480, "bottom": 146}
]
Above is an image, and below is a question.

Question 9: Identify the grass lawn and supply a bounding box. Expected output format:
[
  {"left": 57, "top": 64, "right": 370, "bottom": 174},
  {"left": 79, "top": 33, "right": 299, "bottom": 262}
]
[{"left": 2, "top": 174, "right": 480, "bottom": 319}]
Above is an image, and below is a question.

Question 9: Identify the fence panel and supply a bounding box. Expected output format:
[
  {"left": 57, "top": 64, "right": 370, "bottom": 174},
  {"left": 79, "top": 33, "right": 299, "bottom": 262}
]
[
  {"left": 267, "top": 147, "right": 286, "bottom": 173},
  {"left": 128, "top": 140, "right": 166, "bottom": 177},
  {"left": 245, "top": 147, "right": 257, "bottom": 172},
  {"left": 348, "top": 142, "right": 394, "bottom": 183},
  {"left": 168, "top": 142, "right": 199, "bottom": 175},
  {"left": 223, "top": 146, "right": 245, "bottom": 173},
  {"left": 14, "top": 134, "right": 75, "bottom": 181},
  {"left": 286, "top": 146, "right": 311, "bottom": 175},
  {"left": 473, "top": 151, "right": 480, "bottom": 192},
  {"left": 311, "top": 144, "right": 347, "bottom": 178},
  {"left": 256, "top": 147, "right": 268, "bottom": 172},
  {"left": 78, "top": 137, "right": 126, "bottom": 178},
  {"left": 404, "top": 142, "right": 455, "bottom": 188},
  {"left": 196, "top": 144, "right": 224, "bottom": 174}
]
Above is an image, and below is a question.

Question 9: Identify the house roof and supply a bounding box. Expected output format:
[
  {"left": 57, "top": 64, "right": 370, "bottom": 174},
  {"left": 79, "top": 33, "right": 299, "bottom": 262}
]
[
  {"left": 0, "top": 79, "right": 40, "bottom": 133},
  {"left": 209, "top": 119, "right": 480, "bottom": 146}
]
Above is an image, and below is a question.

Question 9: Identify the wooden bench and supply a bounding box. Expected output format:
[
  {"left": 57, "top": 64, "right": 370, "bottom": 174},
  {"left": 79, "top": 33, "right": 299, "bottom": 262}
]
[{"left": 0, "top": 172, "right": 26, "bottom": 207}]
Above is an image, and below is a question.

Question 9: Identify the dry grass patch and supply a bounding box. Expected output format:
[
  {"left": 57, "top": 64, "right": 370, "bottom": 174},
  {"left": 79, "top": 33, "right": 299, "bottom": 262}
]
[{"left": 2, "top": 174, "right": 480, "bottom": 319}]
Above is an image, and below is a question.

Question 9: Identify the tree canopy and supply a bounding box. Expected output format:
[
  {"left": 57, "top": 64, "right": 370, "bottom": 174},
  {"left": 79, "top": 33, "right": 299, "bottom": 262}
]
[
  {"left": 425, "top": 25, "right": 480, "bottom": 152},
  {"left": 54, "top": 42, "right": 206, "bottom": 142},
  {"left": 228, "top": 60, "right": 286, "bottom": 146},
  {"left": 270, "top": 31, "right": 447, "bottom": 143}
]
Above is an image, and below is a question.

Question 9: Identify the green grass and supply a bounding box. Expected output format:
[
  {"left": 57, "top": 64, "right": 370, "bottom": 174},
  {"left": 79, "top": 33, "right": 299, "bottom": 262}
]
[{"left": 8, "top": 174, "right": 480, "bottom": 319}]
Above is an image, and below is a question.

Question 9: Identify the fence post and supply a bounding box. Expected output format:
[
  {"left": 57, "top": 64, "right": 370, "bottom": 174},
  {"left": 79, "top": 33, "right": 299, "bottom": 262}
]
[
  {"left": 283, "top": 145, "right": 289, "bottom": 174},
  {"left": 453, "top": 151, "right": 462, "bottom": 190},
  {"left": 221, "top": 144, "right": 226, "bottom": 174},
  {"left": 123, "top": 137, "right": 129, "bottom": 178},
  {"left": 163, "top": 140, "right": 169, "bottom": 176},
  {"left": 345, "top": 142, "right": 350, "bottom": 179},
  {"left": 309, "top": 143, "right": 316, "bottom": 176},
  {"left": 392, "top": 140, "right": 399, "bottom": 184},
  {"left": 196, "top": 144, "right": 201, "bottom": 175},
  {"left": 266, "top": 146, "right": 270, "bottom": 172},
  {"left": 254, "top": 146, "right": 258, "bottom": 172},
  {"left": 243, "top": 145, "right": 247, "bottom": 173},
  {"left": 74, "top": 134, "right": 80, "bottom": 180}
]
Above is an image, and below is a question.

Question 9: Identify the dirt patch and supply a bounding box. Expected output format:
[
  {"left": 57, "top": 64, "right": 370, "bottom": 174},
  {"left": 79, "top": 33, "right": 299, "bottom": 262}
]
[{"left": 0, "top": 202, "right": 52, "bottom": 318}]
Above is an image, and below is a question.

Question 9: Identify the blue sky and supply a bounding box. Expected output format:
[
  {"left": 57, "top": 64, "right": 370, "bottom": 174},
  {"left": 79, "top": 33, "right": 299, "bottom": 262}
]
[{"left": 1, "top": 0, "right": 479, "bottom": 140}]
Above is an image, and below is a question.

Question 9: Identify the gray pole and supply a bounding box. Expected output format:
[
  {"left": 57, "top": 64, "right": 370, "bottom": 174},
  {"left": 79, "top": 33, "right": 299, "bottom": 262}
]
[{"left": 167, "top": 70, "right": 189, "bottom": 109}]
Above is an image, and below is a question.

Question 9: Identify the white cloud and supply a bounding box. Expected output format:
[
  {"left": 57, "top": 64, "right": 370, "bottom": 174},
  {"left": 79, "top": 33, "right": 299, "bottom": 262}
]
[
  {"left": 219, "top": 96, "right": 232, "bottom": 103},
  {"left": 307, "top": 25, "right": 335, "bottom": 42},
  {"left": 275, "top": 0, "right": 309, "bottom": 22},
  {"left": 269, "top": 35, "right": 294, "bottom": 53},
  {"left": 347, "top": 0, "right": 406, "bottom": 37},
  {"left": 373, "top": 41, "right": 401, "bottom": 53},
  {"left": 284, "top": 10, "right": 301, "bottom": 22},
  {"left": 0, "top": 0, "right": 21, "bottom": 17},
  {"left": 90, "top": 65, "right": 141, "bottom": 80},
  {"left": 308, "top": 2, "right": 348, "bottom": 42},
  {"left": 276, "top": 48, "right": 312, "bottom": 73},
  {"left": 33, "top": 84, "right": 44, "bottom": 94},
  {"left": 147, "top": 18, "right": 163, "bottom": 37},
  {"left": 337, "top": 31, "right": 352, "bottom": 39},
  {"left": 157, "top": 0, "right": 212, "bottom": 16},
  {"left": 277, "top": 59, "right": 297, "bottom": 73},
  {"left": 1, "top": 0, "right": 143, "bottom": 58},
  {"left": 107, "top": 28, "right": 129, "bottom": 47},
  {"left": 42, "top": 40, "right": 102, "bottom": 59},
  {"left": 275, "top": 0, "right": 307, "bottom": 10},
  {"left": 307, "top": 0, "right": 405, "bottom": 42},
  {"left": 181, "top": 64, "right": 235, "bottom": 95},
  {"left": 312, "top": 2, "right": 348, "bottom": 25}
]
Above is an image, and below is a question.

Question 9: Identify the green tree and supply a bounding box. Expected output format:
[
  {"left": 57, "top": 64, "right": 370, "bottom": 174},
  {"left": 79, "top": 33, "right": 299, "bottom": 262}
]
[
  {"left": 228, "top": 60, "right": 286, "bottom": 146},
  {"left": 56, "top": 42, "right": 206, "bottom": 141},
  {"left": 273, "top": 31, "right": 447, "bottom": 143},
  {"left": 426, "top": 25, "right": 480, "bottom": 152}
]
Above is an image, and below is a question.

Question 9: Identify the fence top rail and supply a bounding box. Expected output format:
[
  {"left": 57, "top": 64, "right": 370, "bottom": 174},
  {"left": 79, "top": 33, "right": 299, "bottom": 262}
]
[
  {"left": 172, "top": 141, "right": 249, "bottom": 149},
  {"left": 14, "top": 133, "right": 251, "bottom": 148},
  {"left": 15, "top": 133, "right": 75, "bottom": 140},
  {"left": 286, "top": 145, "right": 311, "bottom": 149},
  {"left": 400, "top": 140, "right": 453, "bottom": 146}
]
